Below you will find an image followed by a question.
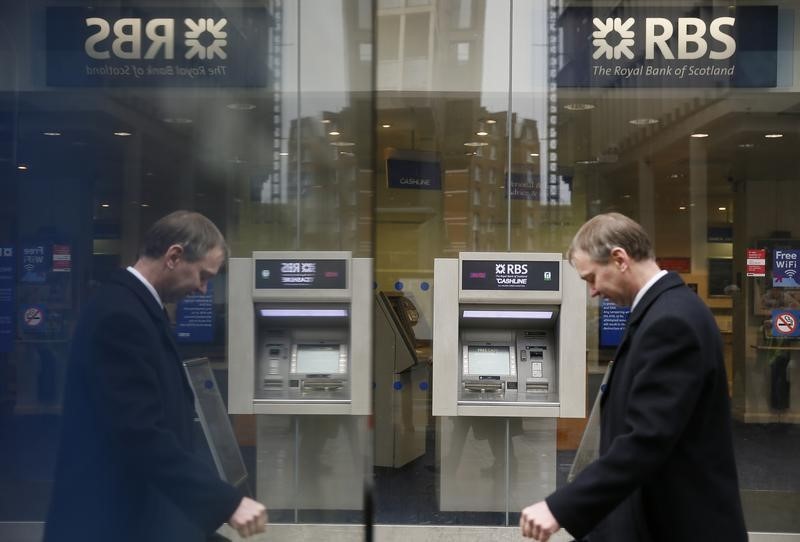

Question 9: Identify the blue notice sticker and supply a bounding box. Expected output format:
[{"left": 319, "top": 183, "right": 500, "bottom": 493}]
[
  {"left": 0, "top": 247, "right": 14, "bottom": 352},
  {"left": 175, "top": 281, "right": 215, "bottom": 343}
]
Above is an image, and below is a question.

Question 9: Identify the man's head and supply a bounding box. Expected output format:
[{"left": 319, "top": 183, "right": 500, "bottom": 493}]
[
  {"left": 137, "top": 211, "right": 228, "bottom": 303},
  {"left": 567, "top": 213, "right": 659, "bottom": 307}
]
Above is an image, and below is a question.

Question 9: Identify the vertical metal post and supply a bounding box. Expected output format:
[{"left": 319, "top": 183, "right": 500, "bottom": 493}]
[
  {"left": 505, "top": 417, "right": 511, "bottom": 524},
  {"left": 293, "top": 415, "right": 300, "bottom": 523}
]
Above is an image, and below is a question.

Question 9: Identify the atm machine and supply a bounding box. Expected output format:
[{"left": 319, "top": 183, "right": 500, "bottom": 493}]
[
  {"left": 432, "top": 252, "right": 586, "bottom": 513},
  {"left": 228, "top": 251, "right": 371, "bottom": 512}
]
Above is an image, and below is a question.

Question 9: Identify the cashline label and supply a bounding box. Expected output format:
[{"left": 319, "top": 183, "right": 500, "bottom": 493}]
[
  {"left": 461, "top": 260, "right": 559, "bottom": 291},
  {"left": 255, "top": 259, "right": 347, "bottom": 289}
]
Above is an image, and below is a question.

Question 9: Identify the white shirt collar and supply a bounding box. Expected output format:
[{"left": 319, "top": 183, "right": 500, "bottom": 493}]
[
  {"left": 631, "top": 269, "right": 668, "bottom": 312},
  {"left": 127, "top": 266, "right": 163, "bottom": 308}
]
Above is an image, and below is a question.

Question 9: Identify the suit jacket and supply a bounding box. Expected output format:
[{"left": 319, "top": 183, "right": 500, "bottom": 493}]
[
  {"left": 45, "top": 270, "right": 242, "bottom": 542},
  {"left": 547, "top": 272, "right": 746, "bottom": 542}
]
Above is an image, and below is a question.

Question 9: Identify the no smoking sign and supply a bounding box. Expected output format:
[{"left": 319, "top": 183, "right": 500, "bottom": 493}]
[{"left": 772, "top": 310, "right": 800, "bottom": 338}]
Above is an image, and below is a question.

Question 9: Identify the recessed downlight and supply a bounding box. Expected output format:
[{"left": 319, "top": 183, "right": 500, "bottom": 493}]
[
  {"left": 529, "top": 153, "right": 539, "bottom": 157},
  {"left": 226, "top": 103, "right": 256, "bottom": 111},
  {"left": 328, "top": 130, "right": 341, "bottom": 136},
  {"left": 163, "top": 117, "right": 193, "bottom": 124},
  {"left": 476, "top": 131, "right": 488, "bottom": 136},
  {"left": 765, "top": 133, "right": 783, "bottom": 139},
  {"left": 629, "top": 118, "right": 659, "bottom": 126},
  {"left": 486, "top": 119, "right": 497, "bottom": 124},
  {"left": 43, "top": 131, "right": 61, "bottom": 136},
  {"left": 113, "top": 131, "right": 132, "bottom": 137},
  {"left": 738, "top": 143, "right": 755, "bottom": 149},
  {"left": 17, "top": 164, "right": 28, "bottom": 170},
  {"left": 381, "top": 124, "right": 391, "bottom": 128},
  {"left": 691, "top": 133, "right": 709, "bottom": 138}
]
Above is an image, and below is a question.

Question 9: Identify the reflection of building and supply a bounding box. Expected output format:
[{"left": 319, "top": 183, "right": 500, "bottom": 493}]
[{"left": 284, "top": 110, "right": 373, "bottom": 254}]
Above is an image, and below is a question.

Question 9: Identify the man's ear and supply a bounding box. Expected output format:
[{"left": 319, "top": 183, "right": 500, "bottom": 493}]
[
  {"left": 164, "top": 244, "right": 184, "bottom": 270},
  {"left": 609, "top": 247, "right": 630, "bottom": 271}
]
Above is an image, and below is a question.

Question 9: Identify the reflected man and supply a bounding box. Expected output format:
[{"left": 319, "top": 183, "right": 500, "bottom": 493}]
[{"left": 46, "top": 211, "right": 267, "bottom": 542}]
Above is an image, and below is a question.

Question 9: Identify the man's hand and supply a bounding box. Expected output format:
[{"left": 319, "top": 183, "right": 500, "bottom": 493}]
[
  {"left": 228, "top": 497, "right": 267, "bottom": 538},
  {"left": 520, "top": 500, "right": 560, "bottom": 541}
]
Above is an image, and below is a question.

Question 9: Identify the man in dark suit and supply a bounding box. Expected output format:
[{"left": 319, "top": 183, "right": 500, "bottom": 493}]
[
  {"left": 520, "top": 213, "right": 746, "bottom": 542},
  {"left": 45, "top": 211, "right": 267, "bottom": 542}
]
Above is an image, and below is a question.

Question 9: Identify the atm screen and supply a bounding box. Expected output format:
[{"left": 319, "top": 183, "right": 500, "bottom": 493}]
[
  {"left": 467, "top": 345, "right": 511, "bottom": 375},
  {"left": 295, "top": 345, "right": 342, "bottom": 374}
]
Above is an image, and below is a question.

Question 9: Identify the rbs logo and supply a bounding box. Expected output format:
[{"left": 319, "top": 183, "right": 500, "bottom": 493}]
[
  {"left": 593, "top": 16, "right": 736, "bottom": 61},
  {"left": 496, "top": 263, "right": 528, "bottom": 275},
  {"left": 84, "top": 17, "right": 228, "bottom": 60}
]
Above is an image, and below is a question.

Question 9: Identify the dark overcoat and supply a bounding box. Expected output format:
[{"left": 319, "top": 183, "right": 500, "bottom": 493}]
[
  {"left": 45, "top": 270, "right": 242, "bottom": 542},
  {"left": 547, "top": 272, "right": 747, "bottom": 542}
]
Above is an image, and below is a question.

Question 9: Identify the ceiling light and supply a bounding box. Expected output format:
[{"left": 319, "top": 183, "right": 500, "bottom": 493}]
[
  {"left": 226, "top": 103, "right": 256, "bottom": 111},
  {"left": 17, "top": 164, "right": 28, "bottom": 170},
  {"left": 101, "top": 203, "right": 110, "bottom": 208},
  {"left": 691, "top": 133, "right": 709, "bottom": 138},
  {"left": 765, "top": 133, "right": 783, "bottom": 138},
  {"left": 328, "top": 130, "right": 340, "bottom": 136},
  {"left": 163, "top": 117, "right": 193, "bottom": 124},
  {"left": 576, "top": 159, "right": 599, "bottom": 165},
  {"left": 738, "top": 143, "right": 754, "bottom": 149},
  {"left": 529, "top": 153, "right": 539, "bottom": 157},
  {"left": 321, "top": 119, "right": 331, "bottom": 124},
  {"left": 564, "top": 103, "right": 595, "bottom": 111},
  {"left": 381, "top": 124, "right": 391, "bottom": 128},
  {"left": 330, "top": 141, "right": 355, "bottom": 147},
  {"left": 623, "top": 194, "right": 631, "bottom": 199},
  {"left": 43, "top": 131, "right": 61, "bottom": 136},
  {"left": 464, "top": 141, "right": 489, "bottom": 147},
  {"left": 113, "top": 131, "right": 132, "bottom": 137},
  {"left": 718, "top": 207, "right": 727, "bottom": 211},
  {"left": 486, "top": 119, "right": 497, "bottom": 124},
  {"left": 476, "top": 131, "right": 488, "bottom": 136},
  {"left": 279, "top": 152, "right": 289, "bottom": 156},
  {"left": 679, "top": 206, "right": 687, "bottom": 210},
  {"left": 629, "top": 118, "right": 659, "bottom": 126},
  {"left": 140, "top": 203, "right": 150, "bottom": 207}
]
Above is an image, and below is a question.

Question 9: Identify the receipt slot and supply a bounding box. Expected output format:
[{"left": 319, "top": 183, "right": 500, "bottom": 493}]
[
  {"left": 228, "top": 251, "right": 371, "bottom": 415},
  {"left": 227, "top": 251, "right": 371, "bottom": 511},
  {"left": 432, "top": 252, "right": 586, "bottom": 512}
]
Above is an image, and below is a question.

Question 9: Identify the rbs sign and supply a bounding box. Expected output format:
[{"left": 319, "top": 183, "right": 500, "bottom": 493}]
[
  {"left": 593, "top": 16, "right": 735, "bottom": 60},
  {"left": 559, "top": 6, "right": 778, "bottom": 88},
  {"left": 84, "top": 17, "right": 228, "bottom": 60},
  {"left": 46, "top": 7, "right": 269, "bottom": 87}
]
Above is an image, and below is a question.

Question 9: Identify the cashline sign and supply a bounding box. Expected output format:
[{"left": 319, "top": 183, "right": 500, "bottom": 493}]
[
  {"left": 255, "top": 259, "right": 347, "bottom": 290},
  {"left": 461, "top": 260, "right": 559, "bottom": 291}
]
